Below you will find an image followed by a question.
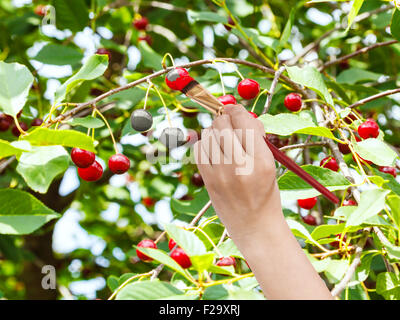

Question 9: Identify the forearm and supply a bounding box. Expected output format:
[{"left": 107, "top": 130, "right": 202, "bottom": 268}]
[{"left": 231, "top": 210, "right": 333, "bottom": 300}]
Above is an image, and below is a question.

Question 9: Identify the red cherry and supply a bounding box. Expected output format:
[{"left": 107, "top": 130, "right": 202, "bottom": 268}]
[
  {"left": 133, "top": 17, "right": 149, "bottom": 30},
  {"left": 378, "top": 166, "right": 397, "bottom": 178},
  {"left": 330, "top": 234, "right": 347, "bottom": 248},
  {"left": 320, "top": 156, "right": 339, "bottom": 172},
  {"left": 191, "top": 173, "right": 204, "bottom": 187},
  {"left": 352, "top": 153, "right": 372, "bottom": 165},
  {"left": 170, "top": 248, "right": 191, "bottom": 269},
  {"left": 11, "top": 122, "right": 28, "bottom": 137},
  {"left": 96, "top": 48, "right": 111, "bottom": 61},
  {"left": 165, "top": 68, "right": 194, "bottom": 91},
  {"left": 358, "top": 119, "right": 379, "bottom": 139},
  {"left": 78, "top": 160, "right": 103, "bottom": 182},
  {"left": 142, "top": 197, "right": 156, "bottom": 208},
  {"left": 31, "top": 118, "right": 43, "bottom": 127},
  {"left": 179, "top": 194, "right": 193, "bottom": 201},
  {"left": 139, "top": 35, "right": 152, "bottom": 46},
  {"left": 338, "top": 142, "right": 351, "bottom": 155},
  {"left": 108, "top": 154, "right": 130, "bottom": 174},
  {"left": 237, "top": 79, "right": 260, "bottom": 100},
  {"left": 343, "top": 199, "right": 357, "bottom": 206},
  {"left": 224, "top": 16, "right": 235, "bottom": 31},
  {"left": 297, "top": 197, "right": 317, "bottom": 210},
  {"left": 136, "top": 239, "right": 157, "bottom": 262},
  {"left": 284, "top": 93, "right": 302, "bottom": 112},
  {"left": 71, "top": 148, "right": 95, "bottom": 168},
  {"left": 218, "top": 94, "right": 237, "bottom": 105},
  {"left": 248, "top": 111, "right": 258, "bottom": 118},
  {"left": 34, "top": 5, "right": 47, "bottom": 16},
  {"left": 216, "top": 256, "right": 236, "bottom": 267},
  {"left": 302, "top": 214, "right": 317, "bottom": 226},
  {"left": 168, "top": 238, "right": 178, "bottom": 250}
]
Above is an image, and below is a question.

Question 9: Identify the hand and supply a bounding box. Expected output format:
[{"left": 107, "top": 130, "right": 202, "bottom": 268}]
[{"left": 194, "top": 104, "right": 283, "bottom": 241}]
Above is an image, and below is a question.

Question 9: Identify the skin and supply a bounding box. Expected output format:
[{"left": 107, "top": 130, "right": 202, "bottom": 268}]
[{"left": 194, "top": 104, "right": 333, "bottom": 300}]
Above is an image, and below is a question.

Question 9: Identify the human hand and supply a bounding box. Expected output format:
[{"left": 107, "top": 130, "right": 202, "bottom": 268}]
[{"left": 194, "top": 104, "right": 284, "bottom": 241}]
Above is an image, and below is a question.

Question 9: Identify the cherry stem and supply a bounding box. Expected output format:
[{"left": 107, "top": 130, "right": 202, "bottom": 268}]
[
  {"left": 161, "top": 52, "right": 176, "bottom": 70},
  {"left": 94, "top": 107, "right": 119, "bottom": 154},
  {"left": 251, "top": 88, "right": 269, "bottom": 113},
  {"left": 212, "top": 60, "right": 226, "bottom": 96},
  {"left": 13, "top": 116, "right": 26, "bottom": 136},
  {"left": 151, "top": 82, "right": 172, "bottom": 126},
  {"left": 143, "top": 80, "right": 153, "bottom": 110}
]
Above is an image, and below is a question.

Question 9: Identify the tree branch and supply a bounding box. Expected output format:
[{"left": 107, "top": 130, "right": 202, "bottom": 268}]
[{"left": 348, "top": 88, "right": 400, "bottom": 109}]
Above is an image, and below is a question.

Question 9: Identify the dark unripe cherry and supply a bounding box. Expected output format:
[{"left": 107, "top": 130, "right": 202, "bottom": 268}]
[
  {"left": 224, "top": 17, "right": 235, "bottom": 31},
  {"left": 159, "top": 127, "right": 185, "bottom": 149},
  {"left": 191, "top": 173, "right": 204, "bottom": 187},
  {"left": 216, "top": 256, "right": 236, "bottom": 267},
  {"left": 31, "top": 118, "right": 43, "bottom": 127},
  {"left": 138, "top": 35, "right": 152, "bottom": 46},
  {"left": 170, "top": 248, "right": 191, "bottom": 269},
  {"left": 133, "top": 17, "right": 149, "bottom": 30},
  {"left": 136, "top": 239, "right": 157, "bottom": 262},
  {"left": 338, "top": 142, "right": 351, "bottom": 155},
  {"left": 237, "top": 79, "right": 260, "bottom": 100},
  {"left": 96, "top": 48, "right": 111, "bottom": 61},
  {"left": 302, "top": 214, "right": 317, "bottom": 226},
  {"left": 343, "top": 199, "right": 357, "bottom": 206},
  {"left": 297, "top": 197, "right": 318, "bottom": 210},
  {"left": 330, "top": 233, "right": 347, "bottom": 248},
  {"left": 71, "top": 148, "right": 95, "bottom": 168},
  {"left": 0, "top": 114, "right": 12, "bottom": 131},
  {"left": 358, "top": 119, "right": 379, "bottom": 139},
  {"left": 284, "top": 93, "right": 302, "bottom": 112},
  {"left": 11, "top": 122, "right": 28, "bottom": 137},
  {"left": 378, "top": 166, "right": 397, "bottom": 178},
  {"left": 320, "top": 156, "right": 339, "bottom": 172},
  {"left": 165, "top": 68, "right": 194, "bottom": 91},
  {"left": 131, "top": 109, "right": 153, "bottom": 132},
  {"left": 77, "top": 160, "right": 103, "bottom": 181},
  {"left": 218, "top": 94, "right": 237, "bottom": 105},
  {"left": 108, "top": 154, "right": 130, "bottom": 174}
]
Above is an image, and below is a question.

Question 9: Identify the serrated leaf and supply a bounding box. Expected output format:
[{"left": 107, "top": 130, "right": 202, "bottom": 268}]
[
  {"left": 0, "top": 61, "right": 34, "bottom": 117},
  {"left": 115, "top": 280, "right": 184, "bottom": 300},
  {"left": 164, "top": 223, "right": 206, "bottom": 256},
  {"left": 286, "top": 65, "right": 333, "bottom": 106},
  {"left": 376, "top": 272, "right": 400, "bottom": 300},
  {"left": 16, "top": 146, "right": 69, "bottom": 193},
  {"left": 346, "top": 189, "right": 390, "bottom": 227},
  {"left": 32, "top": 43, "right": 83, "bottom": 66},
  {"left": 258, "top": 113, "right": 338, "bottom": 140},
  {"left": 67, "top": 116, "right": 105, "bottom": 129},
  {"left": 22, "top": 128, "right": 95, "bottom": 152},
  {"left": 0, "top": 189, "right": 60, "bottom": 235},
  {"left": 278, "top": 165, "right": 351, "bottom": 200},
  {"left": 55, "top": 54, "right": 108, "bottom": 103},
  {"left": 353, "top": 138, "right": 398, "bottom": 166}
]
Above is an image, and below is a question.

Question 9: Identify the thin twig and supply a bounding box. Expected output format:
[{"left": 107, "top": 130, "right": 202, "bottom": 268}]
[
  {"left": 279, "top": 141, "right": 327, "bottom": 151},
  {"left": 262, "top": 66, "right": 286, "bottom": 115},
  {"left": 348, "top": 88, "right": 400, "bottom": 109}
]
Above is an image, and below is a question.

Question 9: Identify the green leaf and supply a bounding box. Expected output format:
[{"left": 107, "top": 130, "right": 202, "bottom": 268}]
[
  {"left": 311, "top": 223, "right": 345, "bottom": 241},
  {"left": 346, "top": 189, "right": 390, "bottom": 227},
  {"left": 164, "top": 223, "right": 206, "bottom": 256},
  {"left": 0, "top": 61, "right": 34, "bottom": 117},
  {"left": 187, "top": 10, "right": 228, "bottom": 24},
  {"left": 324, "top": 259, "right": 349, "bottom": 283},
  {"left": 278, "top": 165, "right": 351, "bottom": 200},
  {"left": 279, "top": 8, "right": 296, "bottom": 50},
  {"left": 32, "top": 44, "right": 83, "bottom": 66},
  {"left": 208, "top": 265, "right": 236, "bottom": 276},
  {"left": 107, "top": 275, "right": 119, "bottom": 291},
  {"left": 190, "top": 253, "right": 215, "bottom": 272},
  {"left": 391, "top": 8, "right": 400, "bottom": 42},
  {"left": 387, "top": 195, "right": 400, "bottom": 229},
  {"left": 346, "top": 0, "right": 365, "bottom": 32},
  {"left": 171, "top": 188, "right": 214, "bottom": 218},
  {"left": 216, "top": 239, "right": 244, "bottom": 259},
  {"left": 258, "top": 113, "right": 337, "bottom": 140},
  {"left": 55, "top": 54, "right": 108, "bottom": 103},
  {"left": 286, "top": 219, "right": 321, "bottom": 247},
  {"left": 16, "top": 146, "right": 69, "bottom": 193},
  {"left": 135, "top": 247, "right": 190, "bottom": 280},
  {"left": 115, "top": 280, "right": 184, "bottom": 300},
  {"left": 334, "top": 205, "right": 391, "bottom": 227},
  {"left": 53, "top": 0, "right": 89, "bottom": 33},
  {"left": 138, "top": 41, "right": 163, "bottom": 71},
  {"left": 67, "top": 116, "right": 105, "bottom": 129},
  {"left": 337, "top": 68, "right": 382, "bottom": 85},
  {"left": 353, "top": 138, "right": 398, "bottom": 166},
  {"left": 372, "top": 168, "right": 400, "bottom": 196},
  {"left": 22, "top": 128, "right": 96, "bottom": 152},
  {"left": 0, "top": 139, "right": 30, "bottom": 159},
  {"left": 0, "top": 189, "right": 60, "bottom": 235},
  {"left": 286, "top": 65, "right": 333, "bottom": 106},
  {"left": 376, "top": 272, "right": 400, "bottom": 300}
]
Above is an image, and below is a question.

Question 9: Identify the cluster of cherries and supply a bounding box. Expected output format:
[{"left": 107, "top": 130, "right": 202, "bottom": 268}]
[
  {"left": 136, "top": 238, "right": 236, "bottom": 269},
  {"left": 0, "top": 112, "right": 42, "bottom": 137},
  {"left": 70, "top": 148, "right": 130, "bottom": 182}
]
